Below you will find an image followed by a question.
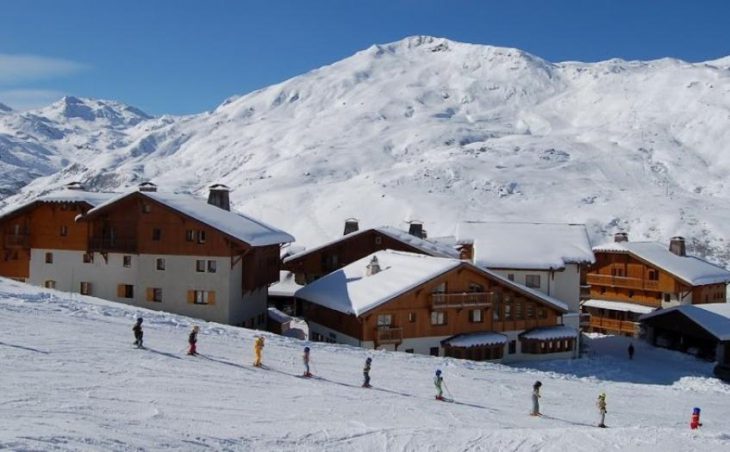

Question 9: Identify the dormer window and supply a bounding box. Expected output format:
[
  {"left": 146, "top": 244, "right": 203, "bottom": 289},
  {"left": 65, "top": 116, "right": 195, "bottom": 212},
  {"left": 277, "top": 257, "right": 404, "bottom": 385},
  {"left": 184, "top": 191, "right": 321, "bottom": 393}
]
[{"left": 142, "top": 203, "right": 151, "bottom": 214}]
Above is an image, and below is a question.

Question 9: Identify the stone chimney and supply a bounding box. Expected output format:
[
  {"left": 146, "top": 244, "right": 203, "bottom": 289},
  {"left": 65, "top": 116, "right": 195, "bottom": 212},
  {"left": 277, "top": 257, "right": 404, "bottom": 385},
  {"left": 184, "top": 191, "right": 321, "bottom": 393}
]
[
  {"left": 365, "top": 255, "right": 381, "bottom": 276},
  {"left": 343, "top": 218, "right": 359, "bottom": 235},
  {"left": 207, "top": 184, "right": 231, "bottom": 211},
  {"left": 614, "top": 232, "right": 629, "bottom": 243},
  {"left": 138, "top": 181, "right": 157, "bottom": 192},
  {"left": 408, "top": 221, "right": 425, "bottom": 239},
  {"left": 669, "top": 236, "right": 686, "bottom": 256},
  {"left": 65, "top": 181, "right": 85, "bottom": 191}
]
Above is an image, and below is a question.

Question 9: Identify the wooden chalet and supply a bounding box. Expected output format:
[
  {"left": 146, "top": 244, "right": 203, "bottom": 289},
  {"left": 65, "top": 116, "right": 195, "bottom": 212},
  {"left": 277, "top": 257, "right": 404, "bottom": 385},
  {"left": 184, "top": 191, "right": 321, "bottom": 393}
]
[
  {"left": 295, "top": 250, "right": 577, "bottom": 362},
  {"left": 584, "top": 233, "right": 730, "bottom": 337}
]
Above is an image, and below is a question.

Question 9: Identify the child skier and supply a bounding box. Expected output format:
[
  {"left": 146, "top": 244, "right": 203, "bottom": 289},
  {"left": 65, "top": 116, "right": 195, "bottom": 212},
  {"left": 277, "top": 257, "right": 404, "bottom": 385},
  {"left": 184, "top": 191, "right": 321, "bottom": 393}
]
[
  {"left": 188, "top": 325, "right": 199, "bottom": 356},
  {"left": 362, "top": 357, "right": 372, "bottom": 388},
  {"left": 690, "top": 407, "right": 702, "bottom": 429},
  {"left": 303, "top": 346, "right": 312, "bottom": 377},
  {"left": 132, "top": 317, "right": 144, "bottom": 348},
  {"left": 434, "top": 369, "right": 444, "bottom": 400},
  {"left": 628, "top": 343, "right": 635, "bottom": 360},
  {"left": 531, "top": 381, "right": 542, "bottom": 416},
  {"left": 597, "top": 393, "right": 607, "bottom": 428},
  {"left": 253, "top": 336, "right": 265, "bottom": 367}
]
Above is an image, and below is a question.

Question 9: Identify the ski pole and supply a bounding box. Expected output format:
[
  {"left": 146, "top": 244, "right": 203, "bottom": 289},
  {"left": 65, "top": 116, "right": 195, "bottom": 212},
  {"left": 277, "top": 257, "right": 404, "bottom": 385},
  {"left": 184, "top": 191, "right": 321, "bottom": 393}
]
[{"left": 443, "top": 382, "right": 454, "bottom": 399}]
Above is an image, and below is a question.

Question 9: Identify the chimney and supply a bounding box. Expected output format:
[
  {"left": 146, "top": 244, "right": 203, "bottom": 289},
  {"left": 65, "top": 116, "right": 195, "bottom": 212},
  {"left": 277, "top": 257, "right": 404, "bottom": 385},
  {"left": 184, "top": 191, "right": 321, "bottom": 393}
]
[
  {"left": 408, "top": 221, "right": 425, "bottom": 239},
  {"left": 207, "top": 184, "right": 231, "bottom": 211},
  {"left": 138, "top": 181, "right": 157, "bottom": 192},
  {"left": 614, "top": 232, "right": 629, "bottom": 243},
  {"left": 669, "top": 236, "right": 686, "bottom": 256},
  {"left": 343, "top": 218, "right": 359, "bottom": 235},
  {"left": 365, "top": 255, "right": 381, "bottom": 276},
  {"left": 65, "top": 181, "right": 85, "bottom": 191}
]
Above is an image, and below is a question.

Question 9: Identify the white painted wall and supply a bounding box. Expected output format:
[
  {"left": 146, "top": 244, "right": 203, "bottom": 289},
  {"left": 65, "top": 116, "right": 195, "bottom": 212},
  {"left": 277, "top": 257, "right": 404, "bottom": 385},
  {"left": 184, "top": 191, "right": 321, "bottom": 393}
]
[{"left": 491, "top": 264, "right": 581, "bottom": 312}]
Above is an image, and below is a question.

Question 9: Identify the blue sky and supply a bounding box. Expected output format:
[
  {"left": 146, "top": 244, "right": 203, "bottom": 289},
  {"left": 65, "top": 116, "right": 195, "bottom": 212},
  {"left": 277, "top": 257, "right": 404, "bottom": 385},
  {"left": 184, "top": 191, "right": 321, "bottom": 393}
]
[{"left": 1, "top": 0, "right": 729, "bottom": 115}]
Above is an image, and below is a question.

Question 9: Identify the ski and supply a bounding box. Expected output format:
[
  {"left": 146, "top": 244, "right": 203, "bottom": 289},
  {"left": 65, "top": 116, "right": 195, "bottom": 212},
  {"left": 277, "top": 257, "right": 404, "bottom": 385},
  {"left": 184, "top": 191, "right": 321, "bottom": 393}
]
[{"left": 435, "top": 396, "right": 454, "bottom": 403}]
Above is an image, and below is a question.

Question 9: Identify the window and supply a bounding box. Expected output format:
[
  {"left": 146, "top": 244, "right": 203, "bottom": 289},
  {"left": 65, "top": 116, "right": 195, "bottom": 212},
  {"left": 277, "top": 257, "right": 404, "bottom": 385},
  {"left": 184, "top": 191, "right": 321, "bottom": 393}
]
[
  {"left": 469, "top": 282, "right": 484, "bottom": 293},
  {"left": 142, "top": 203, "right": 151, "bottom": 213},
  {"left": 507, "top": 273, "right": 515, "bottom": 282},
  {"left": 504, "top": 303, "right": 512, "bottom": 320},
  {"left": 431, "top": 311, "right": 447, "bottom": 326},
  {"left": 152, "top": 228, "right": 162, "bottom": 241},
  {"left": 80, "top": 282, "right": 91, "bottom": 295},
  {"left": 45, "top": 252, "right": 53, "bottom": 264},
  {"left": 408, "top": 312, "right": 416, "bottom": 323},
  {"left": 538, "top": 307, "right": 547, "bottom": 319},
  {"left": 509, "top": 340, "right": 517, "bottom": 354},
  {"left": 493, "top": 301, "right": 501, "bottom": 320},
  {"left": 189, "top": 290, "right": 216, "bottom": 305},
  {"left": 207, "top": 260, "right": 217, "bottom": 273},
  {"left": 156, "top": 258, "right": 165, "bottom": 270},
  {"left": 152, "top": 288, "right": 162, "bottom": 302},
  {"left": 186, "top": 230, "right": 195, "bottom": 242},
  {"left": 44, "top": 280, "right": 56, "bottom": 289},
  {"left": 514, "top": 302, "right": 523, "bottom": 320},
  {"left": 628, "top": 290, "right": 635, "bottom": 298},
  {"left": 60, "top": 225, "right": 68, "bottom": 237},
  {"left": 526, "top": 303, "right": 535, "bottom": 319},
  {"left": 600, "top": 287, "right": 606, "bottom": 294},
  {"left": 118, "top": 284, "right": 134, "bottom": 299},
  {"left": 374, "top": 236, "right": 382, "bottom": 245},
  {"left": 197, "top": 230, "right": 206, "bottom": 244},
  {"left": 83, "top": 253, "right": 93, "bottom": 264},
  {"left": 429, "top": 347, "right": 439, "bottom": 356},
  {"left": 377, "top": 314, "right": 393, "bottom": 327},
  {"left": 664, "top": 293, "right": 671, "bottom": 302},
  {"left": 469, "top": 309, "right": 483, "bottom": 323},
  {"left": 123, "top": 255, "right": 132, "bottom": 268},
  {"left": 196, "top": 260, "right": 206, "bottom": 272},
  {"left": 648, "top": 269, "right": 659, "bottom": 281},
  {"left": 525, "top": 274, "right": 541, "bottom": 288}
]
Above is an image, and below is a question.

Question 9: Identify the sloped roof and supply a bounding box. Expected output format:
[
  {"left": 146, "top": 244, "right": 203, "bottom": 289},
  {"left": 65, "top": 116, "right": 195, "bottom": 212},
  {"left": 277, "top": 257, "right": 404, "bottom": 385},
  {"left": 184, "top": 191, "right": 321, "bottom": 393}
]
[
  {"left": 442, "top": 332, "right": 508, "bottom": 348},
  {"left": 283, "top": 226, "right": 460, "bottom": 263},
  {"left": 295, "top": 250, "right": 569, "bottom": 316},
  {"left": 455, "top": 221, "right": 595, "bottom": 270},
  {"left": 0, "top": 189, "right": 116, "bottom": 221},
  {"left": 582, "top": 299, "right": 656, "bottom": 315},
  {"left": 640, "top": 303, "right": 730, "bottom": 341},
  {"left": 82, "top": 190, "right": 294, "bottom": 247},
  {"left": 593, "top": 241, "right": 730, "bottom": 286},
  {"left": 519, "top": 326, "right": 579, "bottom": 340}
]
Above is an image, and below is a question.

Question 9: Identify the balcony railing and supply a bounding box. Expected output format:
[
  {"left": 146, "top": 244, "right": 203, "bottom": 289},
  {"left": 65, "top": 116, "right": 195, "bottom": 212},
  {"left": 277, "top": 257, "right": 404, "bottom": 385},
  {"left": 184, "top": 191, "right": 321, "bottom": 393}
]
[
  {"left": 3, "top": 233, "right": 30, "bottom": 248},
  {"left": 88, "top": 237, "right": 138, "bottom": 253},
  {"left": 432, "top": 292, "right": 495, "bottom": 309},
  {"left": 375, "top": 326, "right": 403, "bottom": 344},
  {"left": 588, "top": 316, "right": 640, "bottom": 336},
  {"left": 586, "top": 274, "right": 661, "bottom": 291}
]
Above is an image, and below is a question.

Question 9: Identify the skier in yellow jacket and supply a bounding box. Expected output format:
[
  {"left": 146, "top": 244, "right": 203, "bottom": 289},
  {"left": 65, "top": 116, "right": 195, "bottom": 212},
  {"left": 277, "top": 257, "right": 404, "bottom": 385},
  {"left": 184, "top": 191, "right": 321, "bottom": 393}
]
[{"left": 253, "top": 336, "right": 265, "bottom": 367}]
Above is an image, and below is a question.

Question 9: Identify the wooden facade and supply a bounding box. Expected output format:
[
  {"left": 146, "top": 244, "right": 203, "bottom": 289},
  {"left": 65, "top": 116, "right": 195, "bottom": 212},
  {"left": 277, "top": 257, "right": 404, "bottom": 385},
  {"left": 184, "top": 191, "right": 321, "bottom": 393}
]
[{"left": 300, "top": 263, "right": 564, "bottom": 351}]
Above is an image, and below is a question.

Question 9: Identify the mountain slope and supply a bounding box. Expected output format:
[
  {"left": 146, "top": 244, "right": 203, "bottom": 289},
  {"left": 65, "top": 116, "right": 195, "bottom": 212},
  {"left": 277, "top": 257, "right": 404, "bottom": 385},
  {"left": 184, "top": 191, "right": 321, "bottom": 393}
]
[{"left": 2, "top": 36, "right": 730, "bottom": 262}]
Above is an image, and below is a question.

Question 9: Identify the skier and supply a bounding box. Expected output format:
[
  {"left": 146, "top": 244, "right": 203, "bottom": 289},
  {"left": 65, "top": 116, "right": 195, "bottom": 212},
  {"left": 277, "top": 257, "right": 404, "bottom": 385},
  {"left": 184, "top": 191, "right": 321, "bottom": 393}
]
[
  {"left": 531, "top": 381, "right": 542, "bottom": 416},
  {"left": 302, "top": 346, "right": 312, "bottom": 377},
  {"left": 132, "top": 317, "right": 144, "bottom": 348},
  {"left": 597, "top": 393, "right": 607, "bottom": 428},
  {"left": 628, "top": 342, "right": 635, "bottom": 360},
  {"left": 362, "top": 357, "right": 372, "bottom": 388},
  {"left": 434, "top": 369, "right": 445, "bottom": 400},
  {"left": 253, "top": 336, "right": 265, "bottom": 367},
  {"left": 690, "top": 407, "right": 702, "bottom": 430},
  {"left": 188, "top": 325, "right": 199, "bottom": 356}
]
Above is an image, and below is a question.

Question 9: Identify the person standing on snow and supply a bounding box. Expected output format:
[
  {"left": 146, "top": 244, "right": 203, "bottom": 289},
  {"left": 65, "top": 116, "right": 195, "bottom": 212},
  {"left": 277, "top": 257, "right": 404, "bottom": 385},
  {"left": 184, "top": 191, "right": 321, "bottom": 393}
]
[
  {"left": 597, "top": 393, "right": 607, "bottom": 428},
  {"left": 434, "top": 369, "right": 445, "bottom": 400},
  {"left": 303, "top": 346, "right": 312, "bottom": 377},
  {"left": 628, "top": 343, "right": 635, "bottom": 360},
  {"left": 690, "top": 407, "right": 702, "bottom": 430},
  {"left": 253, "top": 336, "right": 265, "bottom": 367},
  {"left": 362, "top": 357, "right": 372, "bottom": 388},
  {"left": 132, "top": 318, "right": 144, "bottom": 348},
  {"left": 188, "top": 325, "right": 199, "bottom": 356},
  {"left": 531, "top": 381, "right": 542, "bottom": 416}
]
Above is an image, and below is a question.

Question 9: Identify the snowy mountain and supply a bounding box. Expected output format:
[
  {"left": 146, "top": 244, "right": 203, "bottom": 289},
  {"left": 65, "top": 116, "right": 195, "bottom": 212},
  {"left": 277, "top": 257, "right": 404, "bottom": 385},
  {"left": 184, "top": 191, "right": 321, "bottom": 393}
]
[
  {"left": 2, "top": 277, "right": 730, "bottom": 450},
  {"left": 2, "top": 36, "right": 730, "bottom": 263}
]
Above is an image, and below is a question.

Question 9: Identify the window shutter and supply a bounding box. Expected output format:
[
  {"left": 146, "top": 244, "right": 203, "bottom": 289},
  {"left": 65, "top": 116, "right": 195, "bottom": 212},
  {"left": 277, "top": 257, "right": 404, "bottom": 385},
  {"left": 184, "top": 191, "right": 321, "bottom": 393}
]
[
  {"left": 187, "top": 290, "right": 195, "bottom": 304},
  {"left": 208, "top": 291, "right": 216, "bottom": 305},
  {"left": 117, "top": 284, "right": 125, "bottom": 297},
  {"left": 146, "top": 288, "right": 154, "bottom": 302}
]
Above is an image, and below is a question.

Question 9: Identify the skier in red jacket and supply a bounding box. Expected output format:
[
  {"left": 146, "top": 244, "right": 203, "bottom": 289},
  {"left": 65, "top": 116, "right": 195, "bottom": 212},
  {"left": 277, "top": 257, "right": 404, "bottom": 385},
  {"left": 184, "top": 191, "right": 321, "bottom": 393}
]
[{"left": 690, "top": 407, "right": 702, "bottom": 429}]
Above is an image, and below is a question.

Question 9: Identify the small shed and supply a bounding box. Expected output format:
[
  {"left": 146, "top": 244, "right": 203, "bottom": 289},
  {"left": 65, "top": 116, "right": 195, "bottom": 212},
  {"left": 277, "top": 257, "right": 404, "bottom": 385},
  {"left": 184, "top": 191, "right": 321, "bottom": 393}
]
[
  {"left": 267, "top": 307, "right": 293, "bottom": 335},
  {"left": 442, "top": 332, "right": 509, "bottom": 361},
  {"left": 518, "top": 326, "right": 579, "bottom": 356}
]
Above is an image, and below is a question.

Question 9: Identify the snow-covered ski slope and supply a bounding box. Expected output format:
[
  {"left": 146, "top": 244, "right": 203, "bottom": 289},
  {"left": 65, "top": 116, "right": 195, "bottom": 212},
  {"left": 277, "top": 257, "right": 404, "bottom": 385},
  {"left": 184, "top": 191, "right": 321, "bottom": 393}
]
[
  {"left": 3, "top": 36, "right": 730, "bottom": 264},
  {"left": 1, "top": 278, "right": 729, "bottom": 451}
]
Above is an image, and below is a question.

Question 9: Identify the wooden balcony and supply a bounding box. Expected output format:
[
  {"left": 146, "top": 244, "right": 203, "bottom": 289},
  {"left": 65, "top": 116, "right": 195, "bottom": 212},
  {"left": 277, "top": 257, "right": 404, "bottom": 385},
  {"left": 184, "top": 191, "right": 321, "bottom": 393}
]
[
  {"left": 375, "top": 326, "right": 403, "bottom": 345},
  {"left": 587, "top": 274, "right": 660, "bottom": 291},
  {"left": 3, "top": 233, "right": 30, "bottom": 249},
  {"left": 88, "top": 237, "right": 138, "bottom": 253},
  {"left": 432, "top": 292, "right": 494, "bottom": 309},
  {"left": 588, "top": 316, "right": 640, "bottom": 336}
]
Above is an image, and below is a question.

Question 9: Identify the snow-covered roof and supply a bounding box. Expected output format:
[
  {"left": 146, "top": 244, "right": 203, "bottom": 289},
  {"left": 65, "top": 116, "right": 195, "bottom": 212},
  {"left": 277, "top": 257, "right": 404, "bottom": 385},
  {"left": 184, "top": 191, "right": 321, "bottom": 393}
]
[
  {"left": 582, "top": 299, "right": 656, "bottom": 315},
  {"left": 519, "top": 326, "right": 579, "bottom": 340},
  {"left": 269, "top": 271, "right": 303, "bottom": 297},
  {"left": 283, "top": 226, "right": 459, "bottom": 263},
  {"left": 295, "top": 250, "right": 462, "bottom": 316},
  {"left": 0, "top": 189, "right": 116, "bottom": 221},
  {"left": 593, "top": 241, "right": 730, "bottom": 286},
  {"left": 442, "top": 332, "right": 508, "bottom": 348},
  {"left": 455, "top": 221, "right": 595, "bottom": 270},
  {"left": 267, "top": 307, "right": 293, "bottom": 324},
  {"left": 83, "top": 190, "right": 294, "bottom": 247},
  {"left": 640, "top": 303, "right": 730, "bottom": 341}
]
